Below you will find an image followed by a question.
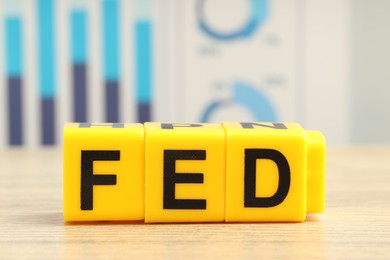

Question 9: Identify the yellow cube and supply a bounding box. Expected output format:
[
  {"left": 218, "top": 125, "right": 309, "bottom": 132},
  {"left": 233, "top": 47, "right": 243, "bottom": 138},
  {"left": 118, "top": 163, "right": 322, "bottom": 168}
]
[
  {"left": 306, "top": 131, "right": 326, "bottom": 213},
  {"left": 223, "top": 122, "right": 310, "bottom": 222},
  {"left": 63, "top": 123, "right": 144, "bottom": 221},
  {"left": 145, "top": 123, "right": 225, "bottom": 223}
]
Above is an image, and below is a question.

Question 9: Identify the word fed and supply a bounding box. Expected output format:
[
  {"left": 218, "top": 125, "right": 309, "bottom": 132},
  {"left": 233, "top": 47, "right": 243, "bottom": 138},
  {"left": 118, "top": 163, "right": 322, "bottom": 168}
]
[{"left": 63, "top": 122, "right": 326, "bottom": 223}]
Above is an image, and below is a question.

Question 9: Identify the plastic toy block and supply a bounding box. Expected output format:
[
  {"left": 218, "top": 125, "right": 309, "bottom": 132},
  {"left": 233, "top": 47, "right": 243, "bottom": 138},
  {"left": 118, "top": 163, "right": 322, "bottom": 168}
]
[
  {"left": 223, "top": 122, "right": 326, "bottom": 222},
  {"left": 63, "top": 123, "right": 145, "bottom": 221},
  {"left": 63, "top": 121, "right": 326, "bottom": 223},
  {"left": 306, "top": 131, "right": 326, "bottom": 213},
  {"left": 144, "top": 123, "right": 225, "bottom": 223}
]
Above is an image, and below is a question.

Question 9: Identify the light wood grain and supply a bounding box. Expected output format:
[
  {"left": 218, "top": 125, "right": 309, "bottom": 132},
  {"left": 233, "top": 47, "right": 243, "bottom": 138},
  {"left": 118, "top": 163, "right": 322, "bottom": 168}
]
[{"left": 0, "top": 146, "right": 389, "bottom": 259}]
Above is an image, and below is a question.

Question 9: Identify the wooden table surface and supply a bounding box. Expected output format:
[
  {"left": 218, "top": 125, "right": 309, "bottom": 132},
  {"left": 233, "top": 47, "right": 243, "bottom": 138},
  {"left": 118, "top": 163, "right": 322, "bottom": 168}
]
[{"left": 0, "top": 146, "right": 389, "bottom": 259}]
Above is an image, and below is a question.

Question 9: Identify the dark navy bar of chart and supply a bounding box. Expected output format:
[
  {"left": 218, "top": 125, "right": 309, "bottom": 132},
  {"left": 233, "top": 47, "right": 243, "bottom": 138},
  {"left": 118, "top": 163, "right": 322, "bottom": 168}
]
[
  {"left": 41, "top": 98, "right": 55, "bottom": 145},
  {"left": 105, "top": 81, "right": 119, "bottom": 122},
  {"left": 7, "top": 77, "right": 23, "bottom": 145},
  {"left": 103, "top": 0, "right": 120, "bottom": 122},
  {"left": 135, "top": 20, "right": 152, "bottom": 123},
  {"left": 138, "top": 102, "right": 151, "bottom": 123},
  {"left": 72, "top": 64, "right": 87, "bottom": 122},
  {"left": 71, "top": 9, "right": 88, "bottom": 122},
  {"left": 38, "top": 0, "right": 56, "bottom": 145},
  {"left": 5, "top": 17, "right": 23, "bottom": 145}
]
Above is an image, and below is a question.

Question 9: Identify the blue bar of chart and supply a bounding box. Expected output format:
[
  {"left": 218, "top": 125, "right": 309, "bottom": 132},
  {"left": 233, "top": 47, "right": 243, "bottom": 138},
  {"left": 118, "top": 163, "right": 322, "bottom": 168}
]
[
  {"left": 37, "top": 0, "right": 56, "bottom": 145},
  {"left": 135, "top": 0, "right": 153, "bottom": 122},
  {"left": 70, "top": 6, "right": 88, "bottom": 122},
  {"left": 5, "top": 15, "right": 23, "bottom": 145},
  {"left": 103, "top": 0, "right": 120, "bottom": 122}
]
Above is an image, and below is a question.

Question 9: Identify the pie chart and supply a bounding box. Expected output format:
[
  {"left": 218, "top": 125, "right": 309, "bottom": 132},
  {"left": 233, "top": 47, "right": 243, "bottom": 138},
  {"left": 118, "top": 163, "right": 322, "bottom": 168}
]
[
  {"left": 200, "top": 81, "right": 277, "bottom": 122},
  {"left": 197, "top": 0, "right": 268, "bottom": 40}
]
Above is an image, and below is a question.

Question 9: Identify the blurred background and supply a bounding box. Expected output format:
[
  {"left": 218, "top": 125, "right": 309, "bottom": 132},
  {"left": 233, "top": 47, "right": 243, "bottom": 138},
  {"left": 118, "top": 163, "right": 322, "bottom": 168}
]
[{"left": 0, "top": 0, "right": 388, "bottom": 147}]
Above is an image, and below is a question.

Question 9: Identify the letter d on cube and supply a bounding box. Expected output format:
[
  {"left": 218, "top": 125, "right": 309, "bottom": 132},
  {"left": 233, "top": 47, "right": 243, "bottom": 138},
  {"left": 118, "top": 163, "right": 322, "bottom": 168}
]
[{"left": 223, "top": 122, "right": 325, "bottom": 222}]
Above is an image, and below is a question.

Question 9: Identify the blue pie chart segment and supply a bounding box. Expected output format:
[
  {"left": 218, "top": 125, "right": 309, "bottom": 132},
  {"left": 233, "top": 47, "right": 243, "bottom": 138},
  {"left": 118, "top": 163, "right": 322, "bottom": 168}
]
[
  {"left": 232, "top": 81, "right": 276, "bottom": 121},
  {"left": 198, "top": 0, "right": 268, "bottom": 40},
  {"left": 200, "top": 81, "right": 277, "bottom": 122}
]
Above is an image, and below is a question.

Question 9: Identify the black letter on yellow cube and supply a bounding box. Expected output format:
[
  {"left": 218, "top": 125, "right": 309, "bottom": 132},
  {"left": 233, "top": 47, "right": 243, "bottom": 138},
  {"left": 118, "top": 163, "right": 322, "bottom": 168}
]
[
  {"left": 79, "top": 123, "right": 124, "bottom": 128},
  {"left": 244, "top": 149, "right": 290, "bottom": 208},
  {"left": 161, "top": 123, "right": 203, "bottom": 129},
  {"left": 81, "top": 150, "right": 119, "bottom": 210},
  {"left": 240, "top": 122, "right": 287, "bottom": 129},
  {"left": 163, "top": 150, "right": 207, "bottom": 210}
]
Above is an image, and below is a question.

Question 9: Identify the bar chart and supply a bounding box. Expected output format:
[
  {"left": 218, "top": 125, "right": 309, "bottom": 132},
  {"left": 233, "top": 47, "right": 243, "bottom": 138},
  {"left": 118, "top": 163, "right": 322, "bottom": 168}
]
[
  {"left": 70, "top": 1, "right": 88, "bottom": 122},
  {"left": 4, "top": 1, "right": 24, "bottom": 145},
  {"left": 134, "top": 0, "right": 153, "bottom": 123},
  {"left": 0, "top": 0, "right": 350, "bottom": 146},
  {"left": 102, "top": 0, "right": 120, "bottom": 122},
  {"left": 37, "top": 0, "right": 56, "bottom": 145}
]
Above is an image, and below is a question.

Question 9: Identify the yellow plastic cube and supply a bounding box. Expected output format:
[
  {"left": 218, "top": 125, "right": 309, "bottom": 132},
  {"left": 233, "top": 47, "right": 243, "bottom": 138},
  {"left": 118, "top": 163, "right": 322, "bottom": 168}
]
[
  {"left": 223, "top": 122, "right": 325, "bottom": 222},
  {"left": 306, "top": 131, "right": 326, "bottom": 213},
  {"left": 144, "top": 123, "right": 225, "bottom": 223},
  {"left": 63, "top": 123, "right": 144, "bottom": 221}
]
